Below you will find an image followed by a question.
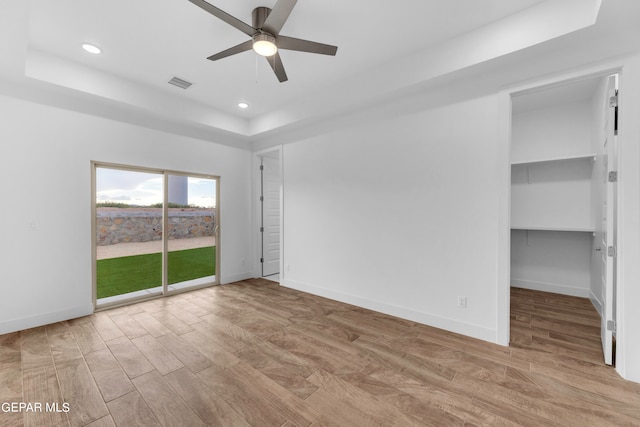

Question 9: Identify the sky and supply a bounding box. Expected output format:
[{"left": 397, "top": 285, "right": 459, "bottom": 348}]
[{"left": 96, "top": 167, "right": 216, "bottom": 208}]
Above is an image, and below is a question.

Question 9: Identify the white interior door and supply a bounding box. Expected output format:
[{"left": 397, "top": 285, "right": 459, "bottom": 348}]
[
  {"left": 261, "top": 156, "right": 281, "bottom": 277},
  {"left": 600, "top": 75, "right": 617, "bottom": 366}
]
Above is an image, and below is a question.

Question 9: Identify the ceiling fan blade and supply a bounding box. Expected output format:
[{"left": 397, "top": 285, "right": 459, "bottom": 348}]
[
  {"left": 188, "top": 0, "right": 256, "bottom": 37},
  {"left": 207, "top": 40, "right": 253, "bottom": 61},
  {"left": 277, "top": 36, "right": 337, "bottom": 56},
  {"left": 266, "top": 53, "right": 288, "bottom": 83},
  {"left": 261, "top": 0, "right": 297, "bottom": 35}
]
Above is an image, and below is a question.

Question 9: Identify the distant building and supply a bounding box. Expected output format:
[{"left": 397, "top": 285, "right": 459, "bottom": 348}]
[{"left": 168, "top": 175, "right": 188, "bottom": 205}]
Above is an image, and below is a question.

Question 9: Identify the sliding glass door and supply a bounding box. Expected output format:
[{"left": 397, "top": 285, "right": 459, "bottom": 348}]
[
  {"left": 93, "top": 163, "right": 219, "bottom": 308},
  {"left": 95, "top": 167, "right": 164, "bottom": 304},
  {"left": 166, "top": 174, "right": 217, "bottom": 293}
]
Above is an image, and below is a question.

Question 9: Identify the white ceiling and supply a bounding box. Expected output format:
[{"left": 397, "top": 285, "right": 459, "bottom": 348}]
[
  {"left": 27, "top": 0, "right": 544, "bottom": 118},
  {"left": 1, "top": 0, "right": 638, "bottom": 145}
]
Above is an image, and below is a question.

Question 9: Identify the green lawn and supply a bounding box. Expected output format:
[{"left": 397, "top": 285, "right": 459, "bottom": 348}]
[{"left": 97, "top": 246, "right": 216, "bottom": 299}]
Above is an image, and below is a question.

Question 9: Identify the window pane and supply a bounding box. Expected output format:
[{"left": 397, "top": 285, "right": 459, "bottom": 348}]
[
  {"left": 167, "top": 174, "right": 216, "bottom": 292},
  {"left": 95, "top": 167, "right": 164, "bottom": 304}
]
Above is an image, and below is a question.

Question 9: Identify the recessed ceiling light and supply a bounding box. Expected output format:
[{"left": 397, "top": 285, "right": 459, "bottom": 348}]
[
  {"left": 82, "top": 43, "right": 102, "bottom": 54},
  {"left": 238, "top": 102, "right": 249, "bottom": 109}
]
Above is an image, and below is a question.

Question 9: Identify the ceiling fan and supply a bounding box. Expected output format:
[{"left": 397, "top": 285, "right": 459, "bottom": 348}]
[{"left": 188, "top": 0, "right": 338, "bottom": 82}]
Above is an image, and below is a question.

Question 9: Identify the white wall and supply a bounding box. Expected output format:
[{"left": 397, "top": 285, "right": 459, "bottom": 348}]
[
  {"left": 511, "top": 229, "right": 592, "bottom": 297},
  {"left": 511, "top": 102, "right": 592, "bottom": 162},
  {"left": 281, "top": 95, "right": 502, "bottom": 342},
  {"left": 511, "top": 159, "right": 593, "bottom": 230},
  {"left": 0, "top": 94, "right": 253, "bottom": 334}
]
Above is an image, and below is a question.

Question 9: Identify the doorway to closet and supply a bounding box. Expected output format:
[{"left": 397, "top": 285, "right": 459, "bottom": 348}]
[
  {"left": 509, "top": 72, "right": 619, "bottom": 365},
  {"left": 92, "top": 162, "right": 220, "bottom": 309},
  {"left": 257, "top": 149, "right": 282, "bottom": 281}
]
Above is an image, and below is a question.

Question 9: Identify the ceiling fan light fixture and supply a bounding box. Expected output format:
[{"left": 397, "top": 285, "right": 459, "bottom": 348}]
[{"left": 253, "top": 34, "right": 277, "bottom": 57}]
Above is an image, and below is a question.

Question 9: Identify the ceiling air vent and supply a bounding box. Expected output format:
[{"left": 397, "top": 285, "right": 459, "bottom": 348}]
[{"left": 168, "top": 76, "right": 192, "bottom": 89}]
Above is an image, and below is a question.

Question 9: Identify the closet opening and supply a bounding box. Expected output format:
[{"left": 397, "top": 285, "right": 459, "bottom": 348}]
[{"left": 509, "top": 72, "right": 619, "bottom": 366}]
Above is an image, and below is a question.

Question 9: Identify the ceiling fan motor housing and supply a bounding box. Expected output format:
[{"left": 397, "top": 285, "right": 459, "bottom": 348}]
[{"left": 252, "top": 7, "right": 272, "bottom": 30}]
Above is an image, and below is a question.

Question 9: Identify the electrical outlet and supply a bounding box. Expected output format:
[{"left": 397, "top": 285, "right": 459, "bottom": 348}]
[{"left": 457, "top": 296, "right": 467, "bottom": 308}]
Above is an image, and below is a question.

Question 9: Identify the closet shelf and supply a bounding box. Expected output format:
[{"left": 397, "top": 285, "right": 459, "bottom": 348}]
[
  {"left": 511, "top": 153, "right": 596, "bottom": 166},
  {"left": 511, "top": 225, "right": 595, "bottom": 233}
]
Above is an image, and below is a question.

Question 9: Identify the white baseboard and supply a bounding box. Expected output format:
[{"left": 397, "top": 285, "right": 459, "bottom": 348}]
[
  {"left": 221, "top": 272, "right": 254, "bottom": 284},
  {"left": 589, "top": 290, "right": 603, "bottom": 316},
  {"left": 0, "top": 304, "right": 94, "bottom": 335},
  {"left": 281, "top": 279, "right": 497, "bottom": 344},
  {"left": 511, "top": 278, "right": 590, "bottom": 298}
]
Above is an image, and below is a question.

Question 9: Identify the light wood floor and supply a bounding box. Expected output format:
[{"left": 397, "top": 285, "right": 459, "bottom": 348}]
[{"left": 1, "top": 280, "right": 639, "bottom": 426}]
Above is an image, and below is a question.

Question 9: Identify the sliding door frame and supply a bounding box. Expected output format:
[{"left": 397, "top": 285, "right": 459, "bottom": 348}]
[{"left": 91, "top": 161, "right": 221, "bottom": 311}]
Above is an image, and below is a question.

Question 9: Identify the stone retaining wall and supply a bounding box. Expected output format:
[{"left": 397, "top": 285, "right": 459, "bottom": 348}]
[{"left": 96, "top": 208, "right": 215, "bottom": 246}]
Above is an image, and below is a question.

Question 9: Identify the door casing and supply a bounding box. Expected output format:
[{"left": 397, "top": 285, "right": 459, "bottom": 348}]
[
  {"left": 253, "top": 147, "right": 284, "bottom": 280},
  {"left": 498, "top": 65, "right": 623, "bottom": 357}
]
